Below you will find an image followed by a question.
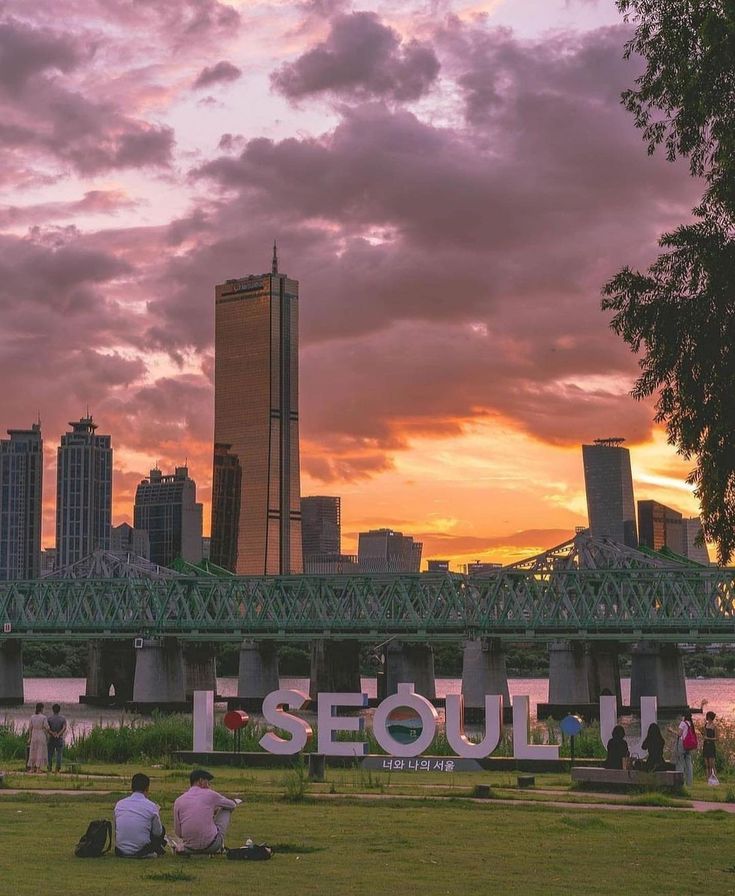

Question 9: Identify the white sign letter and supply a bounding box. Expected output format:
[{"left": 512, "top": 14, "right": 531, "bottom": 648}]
[
  {"left": 512, "top": 695, "right": 559, "bottom": 760},
  {"left": 373, "top": 683, "right": 438, "bottom": 758},
  {"left": 193, "top": 690, "right": 214, "bottom": 752},
  {"left": 317, "top": 692, "right": 369, "bottom": 756},
  {"left": 445, "top": 694, "right": 502, "bottom": 759},
  {"left": 259, "top": 688, "right": 313, "bottom": 755}
]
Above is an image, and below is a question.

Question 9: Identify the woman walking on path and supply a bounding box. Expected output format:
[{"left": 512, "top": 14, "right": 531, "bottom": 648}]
[
  {"left": 703, "top": 711, "right": 718, "bottom": 784},
  {"left": 27, "top": 702, "right": 49, "bottom": 774}
]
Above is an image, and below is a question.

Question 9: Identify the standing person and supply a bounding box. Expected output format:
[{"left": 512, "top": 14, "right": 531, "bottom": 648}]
[
  {"left": 676, "top": 710, "right": 697, "bottom": 786},
  {"left": 46, "top": 704, "right": 67, "bottom": 773},
  {"left": 703, "top": 711, "right": 718, "bottom": 784},
  {"left": 173, "top": 769, "right": 241, "bottom": 854},
  {"left": 27, "top": 703, "right": 49, "bottom": 774},
  {"left": 114, "top": 773, "right": 165, "bottom": 858}
]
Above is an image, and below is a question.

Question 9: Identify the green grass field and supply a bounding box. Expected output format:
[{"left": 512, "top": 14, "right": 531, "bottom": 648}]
[{"left": 2, "top": 764, "right": 735, "bottom": 895}]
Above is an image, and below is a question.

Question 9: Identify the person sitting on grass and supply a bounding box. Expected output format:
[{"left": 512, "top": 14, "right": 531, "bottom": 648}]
[
  {"left": 603, "top": 724, "right": 630, "bottom": 770},
  {"left": 173, "top": 769, "right": 241, "bottom": 855},
  {"left": 114, "top": 772, "right": 166, "bottom": 858}
]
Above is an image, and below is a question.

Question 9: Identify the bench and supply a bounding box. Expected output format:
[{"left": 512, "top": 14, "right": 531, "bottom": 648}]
[{"left": 571, "top": 767, "right": 683, "bottom": 790}]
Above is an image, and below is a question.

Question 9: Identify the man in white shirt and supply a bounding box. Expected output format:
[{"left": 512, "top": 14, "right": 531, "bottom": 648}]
[
  {"left": 114, "top": 773, "right": 165, "bottom": 858},
  {"left": 173, "top": 769, "right": 241, "bottom": 854}
]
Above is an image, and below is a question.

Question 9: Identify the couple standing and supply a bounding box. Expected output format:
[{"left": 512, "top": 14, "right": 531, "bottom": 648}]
[{"left": 27, "top": 703, "right": 67, "bottom": 773}]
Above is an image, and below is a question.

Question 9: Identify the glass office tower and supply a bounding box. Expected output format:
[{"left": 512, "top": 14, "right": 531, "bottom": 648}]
[{"left": 211, "top": 248, "right": 302, "bottom": 574}]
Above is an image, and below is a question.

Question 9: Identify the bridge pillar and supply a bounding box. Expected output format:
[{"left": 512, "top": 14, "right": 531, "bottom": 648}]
[
  {"left": 538, "top": 640, "right": 596, "bottom": 720},
  {"left": 461, "top": 638, "right": 510, "bottom": 718},
  {"left": 81, "top": 640, "right": 135, "bottom": 706},
  {"left": 183, "top": 643, "right": 217, "bottom": 698},
  {"left": 630, "top": 641, "right": 688, "bottom": 712},
  {"left": 380, "top": 641, "right": 436, "bottom": 701},
  {"left": 236, "top": 640, "right": 279, "bottom": 711},
  {"left": 0, "top": 640, "right": 23, "bottom": 706},
  {"left": 309, "top": 640, "right": 361, "bottom": 700},
  {"left": 586, "top": 641, "right": 622, "bottom": 710},
  {"left": 132, "top": 638, "right": 187, "bottom": 710}
]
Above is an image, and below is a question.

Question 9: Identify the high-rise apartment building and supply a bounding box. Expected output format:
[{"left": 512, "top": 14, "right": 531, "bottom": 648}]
[
  {"left": 0, "top": 424, "right": 43, "bottom": 580},
  {"left": 211, "top": 247, "right": 302, "bottom": 574},
  {"left": 301, "top": 496, "right": 341, "bottom": 559},
  {"left": 357, "top": 528, "right": 422, "bottom": 573},
  {"left": 582, "top": 439, "right": 638, "bottom": 548},
  {"left": 134, "top": 466, "right": 203, "bottom": 568},
  {"left": 56, "top": 417, "right": 112, "bottom": 568},
  {"left": 683, "top": 517, "right": 710, "bottom": 565},
  {"left": 637, "top": 500, "right": 684, "bottom": 554}
]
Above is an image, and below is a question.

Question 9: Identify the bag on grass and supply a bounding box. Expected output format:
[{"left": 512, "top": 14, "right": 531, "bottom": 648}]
[
  {"left": 682, "top": 724, "right": 698, "bottom": 751},
  {"left": 74, "top": 819, "right": 113, "bottom": 858},
  {"left": 708, "top": 773, "right": 720, "bottom": 786},
  {"left": 226, "top": 843, "right": 273, "bottom": 861}
]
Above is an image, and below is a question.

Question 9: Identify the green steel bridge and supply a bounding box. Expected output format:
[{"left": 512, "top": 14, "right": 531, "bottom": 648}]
[{"left": 2, "top": 566, "right": 735, "bottom": 643}]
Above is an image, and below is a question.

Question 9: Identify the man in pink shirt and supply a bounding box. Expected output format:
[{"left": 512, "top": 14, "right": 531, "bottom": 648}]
[{"left": 173, "top": 769, "right": 241, "bottom": 854}]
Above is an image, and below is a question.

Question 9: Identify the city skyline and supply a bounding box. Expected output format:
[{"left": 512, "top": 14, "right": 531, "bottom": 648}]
[{"left": 0, "top": 0, "right": 708, "bottom": 569}]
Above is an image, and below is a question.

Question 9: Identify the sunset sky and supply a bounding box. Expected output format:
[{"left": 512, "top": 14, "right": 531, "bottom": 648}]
[{"left": 0, "top": 0, "right": 707, "bottom": 568}]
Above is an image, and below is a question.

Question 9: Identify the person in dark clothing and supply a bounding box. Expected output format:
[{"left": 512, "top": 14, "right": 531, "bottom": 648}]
[
  {"left": 641, "top": 722, "right": 672, "bottom": 771},
  {"left": 604, "top": 725, "right": 630, "bottom": 769}
]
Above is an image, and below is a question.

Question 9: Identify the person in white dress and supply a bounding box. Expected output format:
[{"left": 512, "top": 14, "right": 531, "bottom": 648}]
[{"left": 28, "top": 703, "right": 49, "bottom": 773}]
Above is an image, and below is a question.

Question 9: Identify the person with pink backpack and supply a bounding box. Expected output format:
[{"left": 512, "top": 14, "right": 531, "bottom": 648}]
[{"left": 676, "top": 710, "right": 697, "bottom": 786}]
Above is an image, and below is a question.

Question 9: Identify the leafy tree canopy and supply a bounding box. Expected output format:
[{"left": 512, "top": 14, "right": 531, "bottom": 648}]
[{"left": 603, "top": 1, "right": 735, "bottom": 563}]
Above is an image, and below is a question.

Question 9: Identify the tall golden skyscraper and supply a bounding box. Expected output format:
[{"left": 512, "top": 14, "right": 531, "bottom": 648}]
[{"left": 211, "top": 247, "right": 303, "bottom": 574}]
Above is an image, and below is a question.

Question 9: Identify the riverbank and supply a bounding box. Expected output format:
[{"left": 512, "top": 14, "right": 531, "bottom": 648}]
[{"left": 1, "top": 764, "right": 734, "bottom": 895}]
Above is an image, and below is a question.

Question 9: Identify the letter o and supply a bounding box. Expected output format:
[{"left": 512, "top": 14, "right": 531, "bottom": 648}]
[{"left": 373, "top": 683, "right": 438, "bottom": 758}]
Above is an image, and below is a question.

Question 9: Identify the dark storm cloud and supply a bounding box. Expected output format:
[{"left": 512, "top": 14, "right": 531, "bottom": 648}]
[
  {"left": 193, "top": 61, "right": 242, "bottom": 89},
  {"left": 0, "top": 17, "right": 88, "bottom": 93},
  {"left": 271, "top": 11, "right": 440, "bottom": 102},
  {"left": 0, "top": 15, "right": 174, "bottom": 176}
]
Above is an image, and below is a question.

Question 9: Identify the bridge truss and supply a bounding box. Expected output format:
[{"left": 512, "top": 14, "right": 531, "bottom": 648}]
[{"left": 2, "top": 566, "right": 735, "bottom": 643}]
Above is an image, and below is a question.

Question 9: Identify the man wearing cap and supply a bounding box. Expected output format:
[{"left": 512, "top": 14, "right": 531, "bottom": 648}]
[{"left": 173, "top": 769, "right": 241, "bottom": 854}]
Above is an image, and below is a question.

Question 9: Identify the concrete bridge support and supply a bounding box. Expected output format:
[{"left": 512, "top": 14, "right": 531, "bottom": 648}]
[
  {"left": 538, "top": 640, "right": 596, "bottom": 719},
  {"left": 82, "top": 640, "right": 135, "bottom": 706},
  {"left": 309, "top": 640, "right": 361, "bottom": 700},
  {"left": 0, "top": 640, "right": 23, "bottom": 706},
  {"left": 461, "top": 638, "right": 510, "bottom": 716},
  {"left": 380, "top": 641, "right": 436, "bottom": 701},
  {"left": 587, "top": 641, "right": 622, "bottom": 710},
  {"left": 183, "top": 643, "right": 217, "bottom": 698},
  {"left": 132, "top": 638, "right": 187, "bottom": 709},
  {"left": 630, "top": 641, "right": 688, "bottom": 712},
  {"left": 236, "top": 640, "right": 279, "bottom": 710}
]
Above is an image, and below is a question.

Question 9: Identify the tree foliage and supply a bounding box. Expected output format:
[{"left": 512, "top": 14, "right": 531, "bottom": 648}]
[{"left": 603, "top": 1, "right": 735, "bottom": 562}]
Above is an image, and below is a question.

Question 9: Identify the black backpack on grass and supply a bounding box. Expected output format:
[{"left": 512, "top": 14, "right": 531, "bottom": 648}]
[
  {"left": 74, "top": 820, "right": 113, "bottom": 857},
  {"left": 226, "top": 843, "right": 273, "bottom": 861}
]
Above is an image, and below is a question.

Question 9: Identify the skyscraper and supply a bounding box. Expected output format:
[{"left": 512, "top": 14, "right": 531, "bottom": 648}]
[
  {"left": 0, "top": 424, "right": 43, "bottom": 580},
  {"left": 637, "top": 500, "right": 684, "bottom": 554},
  {"left": 682, "top": 517, "right": 710, "bottom": 565},
  {"left": 301, "top": 496, "right": 341, "bottom": 559},
  {"left": 582, "top": 438, "right": 638, "bottom": 548},
  {"left": 56, "top": 416, "right": 112, "bottom": 568},
  {"left": 357, "top": 528, "right": 422, "bottom": 573},
  {"left": 211, "top": 247, "right": 302, "bottom": 574},
  {"left": 134, "top": 466, "right": 203, "bottom": 567},
  {"left": 210, "top": 443, "right": 242, "bottom": 572}
]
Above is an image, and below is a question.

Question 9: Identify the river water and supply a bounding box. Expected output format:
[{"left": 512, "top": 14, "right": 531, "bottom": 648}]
[{"left": 3, "top": 677, "right": 735, "bottom": 739}]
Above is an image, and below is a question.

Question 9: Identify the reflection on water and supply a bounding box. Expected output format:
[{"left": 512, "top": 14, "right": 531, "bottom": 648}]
[{"left": 3, "top": 677, "right": 735, "bottom": 740}]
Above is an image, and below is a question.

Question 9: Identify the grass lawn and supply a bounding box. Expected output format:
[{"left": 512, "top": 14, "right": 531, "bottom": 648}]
[{"left": 2, "top": 765, "right": 735, "bottom": 894}]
